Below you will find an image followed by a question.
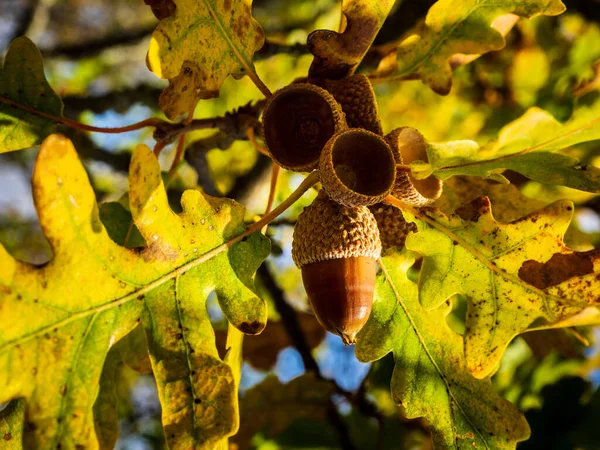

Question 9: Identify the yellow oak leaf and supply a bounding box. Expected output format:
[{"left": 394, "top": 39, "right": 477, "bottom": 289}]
[
  {"left": 0, "top": 134, "right": 269, "bottom": 449},
  {"left": 146, "top": 0, "right": 265, "bottom": 120},
  {"left": 403, "top": 197, "right": 600, "bottom": 378}
]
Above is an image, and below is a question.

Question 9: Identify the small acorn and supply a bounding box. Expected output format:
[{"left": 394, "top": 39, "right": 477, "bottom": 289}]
[
  {"left": 262, "top": 83, "right": 347, "bottom": 172},
  {"left": 323, "top": 74, "right": 383, "bottom": 135},
  {"left": 319, "top": 128, "right": 396, "bottom": 207},
  {"left": 292, "top": 191, "right": 382, "bottom": 344},
  {"left": 385, "top": 127, "right": 443, "bottom": 206}
]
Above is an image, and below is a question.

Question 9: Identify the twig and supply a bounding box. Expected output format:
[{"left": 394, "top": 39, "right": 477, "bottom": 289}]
[
  {"left": 8, "top": 0, "right": 41, "bottom": 44},
  {"left": 62, "top": 85, "right": 162, "bottom": 115},
  {"left": 41, "top": 25, "right": 156, "bottom": 59},
  {"left": 255, "top": 41, "right": 309, "bottom": 60}
]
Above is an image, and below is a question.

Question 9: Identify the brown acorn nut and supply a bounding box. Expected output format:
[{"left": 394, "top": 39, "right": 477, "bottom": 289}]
[
  {"left": 369, "top": 203, "right": 417, "bottom": 252},
  {"left": 385, "top": 127, "right": 443, "bottom": 206},
  {"left": 262, "top": 83, "right": 347, "bottom": 172},
  {"left": 292, "top": 191, "right": 382, "bottom": 345},
  {"left": 319, "top": 129, "right": 396, "bottom": 207},
  {"left": 324, "top": 74, "right": 383, "bottom": 135}
]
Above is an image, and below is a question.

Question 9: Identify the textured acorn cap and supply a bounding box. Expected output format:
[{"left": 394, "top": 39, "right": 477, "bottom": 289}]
[
  {"left": 324, "top": 74, "right": 383, "bottom": 135},
  {"left": 369, "top": 203, "right": 417, "bottom": 252},
  {"left": 319, "top": 129, "right": 396, "bottom": 207},
  {"left": 262, "top": 83, "right": 347, "bottom": 172},
  {"left": 292, "top": 190, "right": 381, "bottom": 268},
  {"left": 385, "top": 127, "right": 443, "bottom": 206}
]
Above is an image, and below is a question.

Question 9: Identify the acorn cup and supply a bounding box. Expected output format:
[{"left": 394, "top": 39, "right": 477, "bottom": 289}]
[
  {"left": 319, "top": 128, "right": 397, "bottom": 207},
  {"left": 292, "top": 191, "right": 382, "bottom": 345},
  {"left": 369, "top": 203, "right": 417, "bottom": 253},
  {"left": 323, "top": 74, "right": 383, "bottom": 135},
  {"left": 262, "top": 83, "right": 347, "bottom": 172},
  {"left": 385, "top": 127, "right": 443, "bottom": 206}
]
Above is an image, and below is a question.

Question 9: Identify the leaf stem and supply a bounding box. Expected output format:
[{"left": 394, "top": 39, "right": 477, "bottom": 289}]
[{"left": 0, "top": 94, "right": 163, "bottom": 133}]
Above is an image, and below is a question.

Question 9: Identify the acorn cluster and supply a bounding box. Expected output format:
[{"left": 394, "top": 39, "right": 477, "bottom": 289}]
[{"left": 261, "top": 75, "right": 442, "bottom": 344}]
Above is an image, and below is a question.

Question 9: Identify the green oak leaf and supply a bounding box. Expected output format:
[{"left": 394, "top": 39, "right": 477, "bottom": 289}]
[
  {"left": 146, "top": 0, "right": 265, "bottom": 120},
  {"left": 0, "top": 134, "right": 269, "bottom": 449},
  {"left": 392, "top": 0, "right": 565, "bottom": 94},
  {"left": 356, "top": 252, "right": 531, "bottom": 449},
  {"left": 0, "top": 37, "right": 63, "bottom": 153},
  {"left": 403, "top": 197, "right": 600, "bottom": 379},
  {"left": 411, "top": 107, "right": 600, "bottom": 192}
]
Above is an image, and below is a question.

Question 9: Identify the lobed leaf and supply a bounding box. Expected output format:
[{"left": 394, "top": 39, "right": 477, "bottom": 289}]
[
  {"left": 146, "top": 0, "right": 265, "bottom": 120},
  {"left": 308, "top": 0, "right": 394, "bottom": 80},
  {"left": 0, "top": 37, "right": 63, "bottom": 153},
  {"left": 0, "top": 134, "right": 270, "bottom": 448},
  {"left": 412, "top": 107, "right": 600, "bottom": 192},
  {"left": 356, "top": 252, "right": 531, "bottom": 449},
  {"left": 389, "top": 0, "right": 565, "bottom": 94},
  {"left": 403, "top": 197, "right": 600, "bottom": 378}
]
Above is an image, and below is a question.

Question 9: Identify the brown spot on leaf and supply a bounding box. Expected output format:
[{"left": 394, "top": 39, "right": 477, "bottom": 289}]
[
  {"left": 455, "top": 197, "right": 490, "bottom": 222},
  {"left": 239, "top": 321, "right": 265, "bottom": 335},
  {"left": 519, "top": 252, "right": 595, "bottom": 290},
  {"left": 3, "top": 433, "right": 11, "bottom": 441}
]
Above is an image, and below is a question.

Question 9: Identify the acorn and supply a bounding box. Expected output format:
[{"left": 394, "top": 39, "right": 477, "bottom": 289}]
[
  {"left": 262, "top": 83, "right": 347, "bottom": 172},
  {"left": 369, "top": 203, "right": 417, "bottom": 252},
  {"left": 292, "top": 190, "right": 382, "bottom": 344},
  {"left": 319, "top": 128, "right": 396, "bottom": 207},
  {"left": 323, "top": 74, "right": 383, "bottom": 135},
  {"left": 385, "top": 127, "right": 443, "bottom": 206}
]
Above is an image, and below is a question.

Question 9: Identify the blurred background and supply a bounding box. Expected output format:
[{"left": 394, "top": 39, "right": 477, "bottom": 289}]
[{"left": 1, "top": 0, "right": 600, "bottom": 448}]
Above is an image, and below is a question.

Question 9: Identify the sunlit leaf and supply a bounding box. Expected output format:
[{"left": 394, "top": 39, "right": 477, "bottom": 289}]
[
  {"left": 411, "top": 107, "right": 600, "bottom": 192},
  {"left": 356, "top": 252, "right": 531, "bottom": 449},
  {"left": 403, "top": 197, "right": 600, "bottom": 378},
  {"left": 387, "top": 0, "right": 565, "bottom": 94},
  {"left": 146, "top": 0, "right": 265, "bottom": 120},
  {"left": 0, "top": 37, "right": 63, "bottom": 153},
  {"left": 0, "top": 134, "right": 270, "bottom": 448}
]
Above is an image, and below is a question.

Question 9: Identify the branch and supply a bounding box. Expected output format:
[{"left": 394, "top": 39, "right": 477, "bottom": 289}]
[
  {"left": 62, "top": 85, "right": 162, "bottom": 115},
  {"left": 40, "top": 25, "right": 156, "bottom": 59},
  {"left": 255, "top": 41, "right": 309, "bottom": 60},
  {"left": 8, "top": 0, "right": 41, "bottom": 45}
]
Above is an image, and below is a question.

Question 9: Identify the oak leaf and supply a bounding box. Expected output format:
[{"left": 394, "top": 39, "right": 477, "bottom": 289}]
[
  {"left": 308, "top": 0, "right": 394, "bottom": 80},
  {"left": 388, "top": 0, "right": 565, "bottom": 94},
  {"left": 403, "top": 197, "right": 600, "bottom": 378},
  {"left": 146, "top": 0, "right": 265, "bottom": 120},
  {"left": 0, "top": 37, "right": 63, "bottom": 153},
  {"left": 356, "top": 252, "right": 531, "bottom": 449},
  {"left": 0, "top": 134, "right": 270, "bottom": 449},
  {"left": 409, "top": 107, "right": 600, "bottom": 193}
]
